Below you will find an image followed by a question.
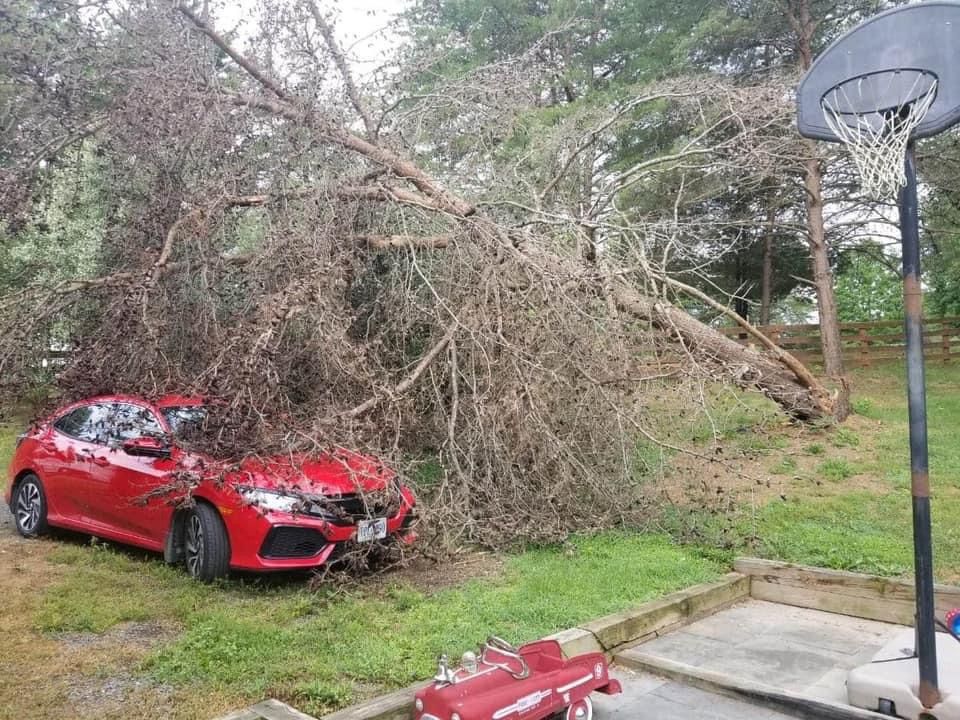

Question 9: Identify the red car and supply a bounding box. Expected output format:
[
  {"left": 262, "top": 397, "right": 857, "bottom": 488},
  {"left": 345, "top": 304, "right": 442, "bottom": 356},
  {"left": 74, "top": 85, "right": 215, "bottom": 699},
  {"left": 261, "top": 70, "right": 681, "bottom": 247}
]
[{"left": 5, "top": 394, "right": 417, "bottom": 581}]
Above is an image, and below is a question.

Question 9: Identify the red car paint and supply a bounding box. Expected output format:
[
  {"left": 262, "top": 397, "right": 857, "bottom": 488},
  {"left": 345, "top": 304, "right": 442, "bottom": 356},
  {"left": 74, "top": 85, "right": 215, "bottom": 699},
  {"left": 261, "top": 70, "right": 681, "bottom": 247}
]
[
  {"left": 415, "top": 638, "right": 621, "bottom": 720},
  {"left": 4, "top": 394, "right": 416, "bottom": 572}
]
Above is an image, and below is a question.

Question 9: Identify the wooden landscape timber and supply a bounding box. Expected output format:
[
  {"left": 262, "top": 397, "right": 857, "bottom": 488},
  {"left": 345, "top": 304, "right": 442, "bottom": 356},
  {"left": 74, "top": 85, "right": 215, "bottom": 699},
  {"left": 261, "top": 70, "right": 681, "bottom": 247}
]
[{"left": 734, "top": 557, "right": 960, "bottom": 626}]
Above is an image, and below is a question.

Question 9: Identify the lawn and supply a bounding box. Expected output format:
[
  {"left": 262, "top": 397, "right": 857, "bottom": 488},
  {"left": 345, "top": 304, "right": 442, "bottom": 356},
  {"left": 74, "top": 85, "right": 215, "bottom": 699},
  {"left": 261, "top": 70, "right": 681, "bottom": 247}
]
[
  {"left": 3, "top": 360, "right": 960, "bottom": 719},
  {"left": 735, "top": 362, "right": 960, "bottom": 580}
]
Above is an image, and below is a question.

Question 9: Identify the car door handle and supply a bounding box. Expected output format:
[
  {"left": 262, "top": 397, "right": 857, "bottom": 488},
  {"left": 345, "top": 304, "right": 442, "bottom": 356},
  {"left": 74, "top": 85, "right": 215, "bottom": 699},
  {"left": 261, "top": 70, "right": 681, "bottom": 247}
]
[{"left": 91, "top": 455, "right": 110, "bottom": 467}]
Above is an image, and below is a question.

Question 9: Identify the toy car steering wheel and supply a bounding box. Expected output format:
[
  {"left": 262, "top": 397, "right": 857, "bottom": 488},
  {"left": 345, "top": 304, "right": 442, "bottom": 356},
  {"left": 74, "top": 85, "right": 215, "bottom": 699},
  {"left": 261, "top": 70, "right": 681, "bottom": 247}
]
[{"left": 482, "top": 636, "right": 530, "bottom": 679}]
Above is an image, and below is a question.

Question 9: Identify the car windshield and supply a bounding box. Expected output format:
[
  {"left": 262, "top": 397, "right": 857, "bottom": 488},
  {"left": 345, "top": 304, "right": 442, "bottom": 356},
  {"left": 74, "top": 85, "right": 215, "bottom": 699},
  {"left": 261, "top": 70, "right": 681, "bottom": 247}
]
[{"left": 161, "top": 406, "right": 207, "bottom": 441}]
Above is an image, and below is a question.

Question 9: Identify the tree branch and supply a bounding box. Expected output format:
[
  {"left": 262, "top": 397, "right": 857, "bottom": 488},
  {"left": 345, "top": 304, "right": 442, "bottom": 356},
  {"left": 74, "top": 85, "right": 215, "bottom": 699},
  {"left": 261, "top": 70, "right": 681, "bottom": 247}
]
[
  {"left": 306, "top": 0, "right": 376, "bottom": 140},
  {"left": 336, "top": 322, "right": 459, "bottom": 420},
  {"left": 177, "top": 7, "right": 477, "bottom": 218},
  {"left": 176, "top": 4, "right": 291, "bottom": 102},
  {"left": 354, "top": 234, "right": 452, "bottom": 249}
]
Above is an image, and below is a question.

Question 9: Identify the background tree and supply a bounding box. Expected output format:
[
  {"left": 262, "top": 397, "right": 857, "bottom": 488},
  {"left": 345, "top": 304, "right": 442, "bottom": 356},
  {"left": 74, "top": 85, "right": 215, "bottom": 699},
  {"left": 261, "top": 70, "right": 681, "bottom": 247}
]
[
  {"left": 834, "top": 246, "right": 903, "bottom": 322},
  {"left": 685, "top": 0, "right": 891, "bottom": 387}
]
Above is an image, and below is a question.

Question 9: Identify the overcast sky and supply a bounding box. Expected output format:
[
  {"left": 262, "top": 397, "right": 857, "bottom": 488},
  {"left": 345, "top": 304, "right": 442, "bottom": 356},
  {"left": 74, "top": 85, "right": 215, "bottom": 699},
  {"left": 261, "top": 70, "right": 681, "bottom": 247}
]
[{"left": 219, "top": 0, "right": 411, "bottom": 77}]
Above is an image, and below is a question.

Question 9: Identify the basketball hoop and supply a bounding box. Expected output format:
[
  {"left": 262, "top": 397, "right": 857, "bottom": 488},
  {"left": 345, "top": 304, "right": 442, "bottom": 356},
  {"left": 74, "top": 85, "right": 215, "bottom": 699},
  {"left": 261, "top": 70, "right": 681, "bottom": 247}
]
[{"left": 821, "top": 69, "right": 938, "bottom": 199}]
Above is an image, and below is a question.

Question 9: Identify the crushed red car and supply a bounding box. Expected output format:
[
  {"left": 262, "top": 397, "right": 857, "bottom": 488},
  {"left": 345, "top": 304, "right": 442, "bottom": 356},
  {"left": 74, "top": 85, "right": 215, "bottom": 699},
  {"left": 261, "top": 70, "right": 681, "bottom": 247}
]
[
  {"left": 414, "top": 636, "right": 621, "bottom": 720},
  {"left": 4, "top": 394, "right": 416, "bottom": 580}
]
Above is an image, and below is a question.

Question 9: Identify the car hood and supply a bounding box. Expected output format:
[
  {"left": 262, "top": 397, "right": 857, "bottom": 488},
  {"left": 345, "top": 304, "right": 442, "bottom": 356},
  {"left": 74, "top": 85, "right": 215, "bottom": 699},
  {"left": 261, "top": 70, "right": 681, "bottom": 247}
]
[{"left": 230, "top": 448, "right": 395, "bottom": 496}]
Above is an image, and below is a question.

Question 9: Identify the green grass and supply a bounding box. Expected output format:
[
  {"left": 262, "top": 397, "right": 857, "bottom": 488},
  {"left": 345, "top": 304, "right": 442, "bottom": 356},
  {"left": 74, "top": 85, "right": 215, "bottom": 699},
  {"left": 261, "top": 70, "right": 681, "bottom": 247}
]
[
  {"left": 816, "top": 458, "right": 856, "bottom": 482},
  {"left": 726, "top": 362, "right": 960, "bottom": 581},
  {"left": 770, "top": 456, "right": 798, "bottom": 475},
  {"left": 830, "top": 427, "right": 861, "bottom": 448},
  {"left": 0, "top": 422, "right": 18, "bottom": 476},
  {"left": 742, "top": 488, "right": 960, "bottom": 578},
  {"left": 35, "top": 534, "right": 720, "bottom": 715}
]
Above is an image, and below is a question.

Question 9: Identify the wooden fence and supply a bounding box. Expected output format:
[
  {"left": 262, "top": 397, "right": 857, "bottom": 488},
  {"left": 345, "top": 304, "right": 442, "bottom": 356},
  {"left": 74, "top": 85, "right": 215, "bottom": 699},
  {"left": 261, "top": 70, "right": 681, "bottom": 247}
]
[{"left": 720, "top": 316, "right": 960, "bottom": 368}]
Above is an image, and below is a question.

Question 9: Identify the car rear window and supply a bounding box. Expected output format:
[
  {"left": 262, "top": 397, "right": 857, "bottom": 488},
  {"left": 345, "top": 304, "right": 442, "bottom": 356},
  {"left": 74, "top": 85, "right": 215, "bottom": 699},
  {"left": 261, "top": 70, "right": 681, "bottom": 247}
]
[{"left": 53, "top": 406, "right": 94, "bottom": 438}]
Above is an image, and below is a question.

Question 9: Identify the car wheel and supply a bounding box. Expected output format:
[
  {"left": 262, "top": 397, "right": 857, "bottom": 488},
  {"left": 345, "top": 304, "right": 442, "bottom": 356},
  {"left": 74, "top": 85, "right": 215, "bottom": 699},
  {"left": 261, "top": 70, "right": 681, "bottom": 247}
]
[
  {"left": 14, "top": 474, "right": 49, "bottom": 538},
  {"left": 565, "top": 697, "right": 593, "bottom": 720},
  {"left": 183, "top": 503, "right": 230, "bottom": 582}
]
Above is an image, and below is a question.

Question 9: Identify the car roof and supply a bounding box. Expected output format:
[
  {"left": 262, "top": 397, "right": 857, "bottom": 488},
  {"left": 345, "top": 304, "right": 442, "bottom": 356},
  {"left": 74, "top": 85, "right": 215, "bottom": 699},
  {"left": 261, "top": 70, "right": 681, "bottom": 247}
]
[
  {"left": 154, "top": 395, "right": 205, "bottom": 408},
  {"left": 62, "top": 394, "right": 205, "bottom": 410}
]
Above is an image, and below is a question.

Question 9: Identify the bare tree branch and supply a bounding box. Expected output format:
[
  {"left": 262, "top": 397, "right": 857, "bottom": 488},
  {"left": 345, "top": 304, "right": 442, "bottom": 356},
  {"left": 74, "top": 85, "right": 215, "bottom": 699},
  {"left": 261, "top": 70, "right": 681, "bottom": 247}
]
[{"left": 306, "top": 0, "right": 377, "bottom": 140}]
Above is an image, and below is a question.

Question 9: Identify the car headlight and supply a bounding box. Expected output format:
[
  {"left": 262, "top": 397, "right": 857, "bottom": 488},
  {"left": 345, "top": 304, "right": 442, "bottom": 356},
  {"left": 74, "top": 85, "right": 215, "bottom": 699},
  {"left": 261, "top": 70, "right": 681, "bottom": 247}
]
[{"left": 236, "top": 486, "right": 300, "bottom": 513}]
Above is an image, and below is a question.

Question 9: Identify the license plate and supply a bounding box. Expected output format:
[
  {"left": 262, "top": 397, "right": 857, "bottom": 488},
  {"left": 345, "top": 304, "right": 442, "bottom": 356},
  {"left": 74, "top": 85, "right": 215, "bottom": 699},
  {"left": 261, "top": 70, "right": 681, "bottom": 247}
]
[{"left": 356, "top": 518, "right": 387, "bottom": 543}]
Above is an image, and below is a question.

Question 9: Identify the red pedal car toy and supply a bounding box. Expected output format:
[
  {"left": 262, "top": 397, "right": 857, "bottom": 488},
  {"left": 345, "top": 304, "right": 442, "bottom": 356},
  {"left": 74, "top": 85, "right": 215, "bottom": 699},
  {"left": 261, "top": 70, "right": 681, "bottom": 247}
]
[{"left": 413, "top": 636, "right": 621, "bottom": 720}]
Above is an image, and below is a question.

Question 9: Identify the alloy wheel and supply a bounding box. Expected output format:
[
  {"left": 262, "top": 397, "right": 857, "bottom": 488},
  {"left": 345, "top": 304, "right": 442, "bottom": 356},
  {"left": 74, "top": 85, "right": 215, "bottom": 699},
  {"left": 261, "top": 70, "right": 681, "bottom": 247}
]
[
  {"left": 16, "top": 482, "right": 42, "bottom": 534},
  {"left": 185, "top": 514, "right": 205, "bottom": 577}
]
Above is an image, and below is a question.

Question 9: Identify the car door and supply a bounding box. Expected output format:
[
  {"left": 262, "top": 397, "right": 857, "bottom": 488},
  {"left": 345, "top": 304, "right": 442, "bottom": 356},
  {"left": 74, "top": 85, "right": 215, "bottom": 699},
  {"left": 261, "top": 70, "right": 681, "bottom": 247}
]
[
  {"left": 96, "top": 402, "right": 176, "bottom": 544},
  {"left": 63, "top": 402, "right": 124, "bottom": 530},
  {"left": 44, "top": 403, "right": 114, "bottom": 525}
]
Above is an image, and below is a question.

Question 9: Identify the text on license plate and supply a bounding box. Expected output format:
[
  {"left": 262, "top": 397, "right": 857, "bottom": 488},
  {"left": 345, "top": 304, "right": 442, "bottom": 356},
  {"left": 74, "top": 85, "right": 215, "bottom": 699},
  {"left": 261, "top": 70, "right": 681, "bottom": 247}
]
[{"left": 356, "top": 518, "right": 388, "bottom": 543}]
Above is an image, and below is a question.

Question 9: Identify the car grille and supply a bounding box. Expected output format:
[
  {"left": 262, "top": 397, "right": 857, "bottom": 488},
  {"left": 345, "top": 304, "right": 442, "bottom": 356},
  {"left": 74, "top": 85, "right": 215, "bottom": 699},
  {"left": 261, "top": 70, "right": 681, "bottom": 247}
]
[
  {"left": 260, "top": 527, "right": 327, "bottom": 558},
  {"left": 310, "top": 491, "right": 400, "bottom": 526}
]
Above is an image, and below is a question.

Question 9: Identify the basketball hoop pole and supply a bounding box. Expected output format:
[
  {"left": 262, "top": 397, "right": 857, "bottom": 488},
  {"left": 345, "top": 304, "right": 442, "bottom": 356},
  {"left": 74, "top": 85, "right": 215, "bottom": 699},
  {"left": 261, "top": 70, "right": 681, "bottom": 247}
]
[{"left": 899, "top": 142, "right": 940, "bottom": 709}]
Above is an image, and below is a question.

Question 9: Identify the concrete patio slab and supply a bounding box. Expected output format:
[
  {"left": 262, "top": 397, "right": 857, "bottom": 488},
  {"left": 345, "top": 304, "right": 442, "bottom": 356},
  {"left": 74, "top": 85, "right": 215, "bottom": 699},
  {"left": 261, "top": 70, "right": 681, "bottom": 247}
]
[
  {"left": 594, "top": 667, "right": 797, "bottom": 720},
  {"left": 618, "top": 599, "right": 904, "bottom": 704}
]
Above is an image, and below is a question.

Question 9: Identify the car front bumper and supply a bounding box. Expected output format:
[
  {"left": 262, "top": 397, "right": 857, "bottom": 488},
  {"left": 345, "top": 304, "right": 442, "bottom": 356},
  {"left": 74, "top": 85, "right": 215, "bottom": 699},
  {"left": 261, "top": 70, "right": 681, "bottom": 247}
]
[{"left": 223, "top": 500, "right": 417, "bottom": 571}]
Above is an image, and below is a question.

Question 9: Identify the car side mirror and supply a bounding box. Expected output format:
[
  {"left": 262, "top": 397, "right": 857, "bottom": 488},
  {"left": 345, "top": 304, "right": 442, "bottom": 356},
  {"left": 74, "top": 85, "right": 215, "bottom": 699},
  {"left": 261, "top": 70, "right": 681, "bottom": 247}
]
[{"left": 122, "top": 436, "right": 171, "bottom": 458}]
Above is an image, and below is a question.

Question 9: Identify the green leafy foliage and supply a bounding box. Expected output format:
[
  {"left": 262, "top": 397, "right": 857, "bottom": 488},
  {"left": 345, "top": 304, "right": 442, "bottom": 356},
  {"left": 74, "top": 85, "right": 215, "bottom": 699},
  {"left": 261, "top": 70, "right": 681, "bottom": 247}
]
[
  {"left": 834, "top": 251, "right": 903, "bottom": 322},
  {"left": 0, "top": 148, "right": 105, "bottom": 296},
  {"left": 924, "top": 191, "right": 960, "bottom": 317}
]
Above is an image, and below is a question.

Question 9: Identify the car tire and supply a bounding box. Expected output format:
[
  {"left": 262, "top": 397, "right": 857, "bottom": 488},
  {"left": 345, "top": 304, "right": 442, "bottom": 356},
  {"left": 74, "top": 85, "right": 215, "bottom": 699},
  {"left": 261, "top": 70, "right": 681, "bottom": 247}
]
[
  {"left": 183, "top": 503, "right": 230, "bottom": 582},
  {"left": 565, "top": 697, "right": 592, "bottom": 720},
  {"left": 13, "top": 474, "right": 49, "bottom": 538}
]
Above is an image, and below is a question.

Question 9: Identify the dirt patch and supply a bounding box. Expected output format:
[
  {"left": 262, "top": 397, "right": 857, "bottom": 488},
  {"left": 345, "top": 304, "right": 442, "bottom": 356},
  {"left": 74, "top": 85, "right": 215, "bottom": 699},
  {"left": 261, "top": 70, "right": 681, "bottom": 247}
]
[
  {"left": 0, "top": 512, "right": 194, "bottom": 720},
  {"left": 655, "top": 413, "right": 894, "bottom": 511},
  {"left": 66, "top": 674, "right": 175, "bottom": 718},
  {"left": 56, "top": 620, "right": 176, "bottom": 650},
  {"left": 370, "top": 550, "right": 505, "bottom": 593}
]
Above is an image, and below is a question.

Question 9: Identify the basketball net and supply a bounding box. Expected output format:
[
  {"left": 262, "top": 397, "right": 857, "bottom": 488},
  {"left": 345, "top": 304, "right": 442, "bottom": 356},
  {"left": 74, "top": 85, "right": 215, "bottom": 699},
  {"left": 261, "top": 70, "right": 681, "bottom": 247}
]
[{"left": 821, "top": 72, "right": 938, "bottom": 200}]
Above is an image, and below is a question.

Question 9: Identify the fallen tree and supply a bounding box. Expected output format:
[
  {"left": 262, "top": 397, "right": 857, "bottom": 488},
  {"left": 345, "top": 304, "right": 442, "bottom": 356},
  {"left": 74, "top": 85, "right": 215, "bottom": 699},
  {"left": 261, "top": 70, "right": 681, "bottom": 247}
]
[{"left": 0, "top": 1, "right": 841, "bottom": 547}]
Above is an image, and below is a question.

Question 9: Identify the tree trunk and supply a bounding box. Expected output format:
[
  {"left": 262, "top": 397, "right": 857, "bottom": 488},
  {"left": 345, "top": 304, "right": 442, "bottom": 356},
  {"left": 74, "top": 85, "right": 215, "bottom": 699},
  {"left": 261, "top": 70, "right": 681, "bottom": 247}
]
[
  {"left": 790, "top": 0, "right": 849, "bottom": 420},
  {"left": 760, "top": 205, "right": 775, "bottom": 326},
  {"left": 802, "top": 147, "right": 845, "bottom": 378},
  {"left": 508, "top": 235, "right": 836, "bottom": 421},
  {"left": 735, "top": 252, "right": 749, "bottom": 321},
  {"left": 614, "top": 286, "right": 833, "bottom": 421}
]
